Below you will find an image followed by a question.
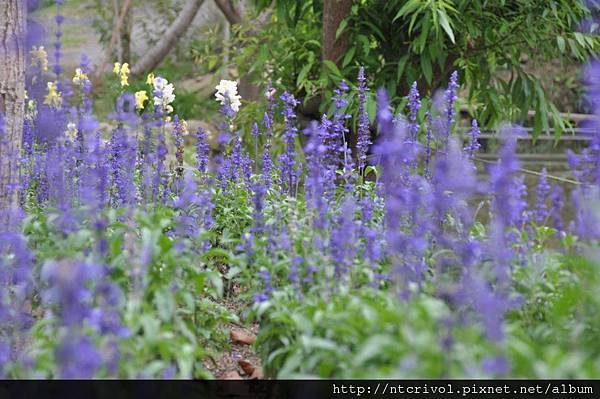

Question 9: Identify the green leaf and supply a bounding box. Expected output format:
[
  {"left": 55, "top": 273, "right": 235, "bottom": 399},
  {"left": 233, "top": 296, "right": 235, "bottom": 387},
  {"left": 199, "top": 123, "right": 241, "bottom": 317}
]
[
  {"left": 335, "top": 19, "right": 348, "bottom": 41},
  {"left": 323, "top": 60, "right": 342, "bottom": 77},
  {"left": 342, "top": 46, "right": 356, "bottom": 68},
  {"left": 292, "top": 0, "right": 303, "bottom": 27},
  {"left": 420, "top": 53, "right": 433, "bottom": 84},
  {"left": 366, "top": 95, "right": 376, "bottom": 124},
  {"left": 276, "top": 0, "right": 287, "bottom": 23},
  {"left": 557, "top": 36, "right": 565, "bottom": 53},
  {"left": 574, "top": 32, "right": 585, "bottom": 47},
  {"left": 297, "top": 63, "right": 312, "bottom": 87},
  {"left": 396, "top": 54, "right": 410, "bottom": 83},
  {"left": 393, "top": 0, "right": 420, "bottom": 22},
  {"left": 437, "top": 9, "right": 455, "bottom": 44},
  {"left": 354, "top": 334, "right": 395, "bottom": 366},
  {"left": 154, "top": 289, "right": 176, "bottom": 322}
]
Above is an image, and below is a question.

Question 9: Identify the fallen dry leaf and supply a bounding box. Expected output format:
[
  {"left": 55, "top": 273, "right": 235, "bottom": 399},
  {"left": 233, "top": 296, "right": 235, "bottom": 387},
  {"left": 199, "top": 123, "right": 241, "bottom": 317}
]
[
  {"left": 249, "top": 367, "right": 264, "bottom": 380},
  {"left": 222, "top": 370, "right": 242, "bottom": 380},
  {"left": 230, "top": 329, "right": 256, "bottom": 345},
  {"left": 238, "top": 359, "right": 255, "bottom": 376}
]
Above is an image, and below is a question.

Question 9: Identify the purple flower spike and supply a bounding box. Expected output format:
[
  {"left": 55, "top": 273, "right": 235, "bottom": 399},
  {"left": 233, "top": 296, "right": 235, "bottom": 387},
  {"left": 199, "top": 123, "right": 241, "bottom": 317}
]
[
  {"left": 464, "top": 119, "right": 481, "bottom": 159},
  {"left": 532, "top": 168, "right": 551, "bottom": 224},
  {"left": 195, "top": 127, "right": 210, "bottom": 174},
  {"left": 356, "top": 67, "right": 371, "bottom": 172},
  {"left": 444, "top": 71, "right": 459, "bottom": 146},
  {"left": 406, "top": 82, "right": 421, "bottom": 142},
  {"left": 278, "top": 92, "right": 300, "bottom": 196}
]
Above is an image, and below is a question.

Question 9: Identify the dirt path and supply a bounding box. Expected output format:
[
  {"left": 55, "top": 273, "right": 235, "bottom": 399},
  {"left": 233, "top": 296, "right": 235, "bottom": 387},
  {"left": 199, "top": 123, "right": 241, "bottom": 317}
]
[
  {"left": 204, "top": 321, "right": 262, "bottom": 379},
  {"left": 204, "top": 287, "right": 263, "bottom": 380}
]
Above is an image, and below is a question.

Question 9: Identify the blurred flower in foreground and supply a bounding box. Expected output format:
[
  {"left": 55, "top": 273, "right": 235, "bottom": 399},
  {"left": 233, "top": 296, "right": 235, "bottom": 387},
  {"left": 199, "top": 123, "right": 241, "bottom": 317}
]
[{"left": 215, "top": 80, "right": 242, "bottom": 113}]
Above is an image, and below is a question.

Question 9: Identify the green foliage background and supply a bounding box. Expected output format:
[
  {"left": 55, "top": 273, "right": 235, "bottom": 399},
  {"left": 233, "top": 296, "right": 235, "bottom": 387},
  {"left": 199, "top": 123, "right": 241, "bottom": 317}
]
[{"left": 211, "top": 0, "right": 600, "bottom": 137}]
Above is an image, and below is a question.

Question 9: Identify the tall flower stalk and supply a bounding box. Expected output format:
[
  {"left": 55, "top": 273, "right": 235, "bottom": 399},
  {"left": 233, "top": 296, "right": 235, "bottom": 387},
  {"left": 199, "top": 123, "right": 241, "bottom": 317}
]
[
  {"left": 278, "top": 92, "right": 299, "bottom": 196},
  {"left": 356, "top": 67, "right": 371, "bottom": 174}
]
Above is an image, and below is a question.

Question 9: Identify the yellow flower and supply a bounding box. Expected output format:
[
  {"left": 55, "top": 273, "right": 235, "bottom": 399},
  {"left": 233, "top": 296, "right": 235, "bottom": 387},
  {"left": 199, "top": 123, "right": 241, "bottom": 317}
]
[
  {"left": 135, "top": 90, "right": 148, "bottom": 110},
  {"left": 120, "top": 63, "right": 130, "bottom": 86},
  {"left": 65, "top": 122, "right": 78, "bottom": 143},
  {"left": 26, "top": 99, "right": 38, "bottom": 120},
  {"left": 113, "top": 62, "right": 130, "bottom": 87},
  {"left": 146, "top": 73, "right": 155, "bottom": 86},
  {"left": 181, "top": 119, "right": 189, "bottom": 136},
  {"left": 43, "top": 82, "right": 62, "bottom": 108},
  {"left": 30, "top": 46, "right": 48, "bottom": 72},
  {"left": 72, "top": 68, "right": 89, "bottom": 85}
]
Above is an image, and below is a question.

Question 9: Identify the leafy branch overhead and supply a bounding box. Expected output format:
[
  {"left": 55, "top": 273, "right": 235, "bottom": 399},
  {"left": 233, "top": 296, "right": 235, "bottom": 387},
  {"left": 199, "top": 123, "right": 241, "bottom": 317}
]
[{"left": 241, "top": 0, "right": 599, "bottom": 135}]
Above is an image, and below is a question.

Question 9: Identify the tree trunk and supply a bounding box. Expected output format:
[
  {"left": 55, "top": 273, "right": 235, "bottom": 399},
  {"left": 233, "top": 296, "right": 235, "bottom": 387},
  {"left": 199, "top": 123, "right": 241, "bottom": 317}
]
[
  {"left": 322, "top": 0, "right": 352, "bottom": 67},
  {"left": 0, "top": 0, "right": 26, "bottom": 224},
  {"left": 120, "top": 0, "right": 132, "bottom": 63},
  {"left": 93, "top": 0, "right": 133, "bottom": 79},
  {"left": 131, "top": 0, "right": 205, "bottom": 77}
]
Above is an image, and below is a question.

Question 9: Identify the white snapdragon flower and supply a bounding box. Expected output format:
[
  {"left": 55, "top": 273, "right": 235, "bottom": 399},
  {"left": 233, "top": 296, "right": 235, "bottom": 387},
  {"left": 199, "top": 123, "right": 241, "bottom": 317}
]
[
  {"left": 152, "top": 76, "right": 175, "bottom": 114},
  {"left": 215, "top": 80, "right": 242, "bottom": 112}
]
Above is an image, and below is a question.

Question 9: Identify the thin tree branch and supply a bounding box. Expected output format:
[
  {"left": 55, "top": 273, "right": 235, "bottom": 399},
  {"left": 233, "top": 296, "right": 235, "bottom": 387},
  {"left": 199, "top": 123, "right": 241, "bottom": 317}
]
[
  {"left": 214, "top": 0, "right": 242, "bottom": 25},
  {"left": 131, "top": 0, "right": 206, "bottom": 77},
  {"left": 95, "top": 0, "right": 133, "bottom": 77}
]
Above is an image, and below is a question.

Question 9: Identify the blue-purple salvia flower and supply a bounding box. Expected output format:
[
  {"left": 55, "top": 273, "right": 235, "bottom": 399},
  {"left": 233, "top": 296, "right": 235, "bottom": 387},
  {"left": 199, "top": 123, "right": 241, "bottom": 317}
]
[
  {"left": 549, "top": 185, "right": 565, "bottom": 233},
  {"left": 571, "top": 186, "right": 600, "bottom": 239},
  {"left": 55, "top": 334, "right": 102, "bottom": 379},
  {"left": 195, "top": 127, "right": 210, "bottom": 174},
  {"left": 432, "top": 139, "right": 478, "bottom": 230},
  {"left": 443, "top": 71, "right": 459, "bottom": 147},
  {"left": 278, "top": 92, "right": 299, "bottom": 195},
  {"left": 464, "top": 119, "right": 481, "bottom": 159},
  {"left": 489, "top": 127, "right": 527, "bottom": 229},
  {"left": 304, "top": 122, "right": 329, "bottom": 230},
  {"left": 172, "top": 116, "right": 185, "bottom": 181},
  {"left": 251, "top": 179, "right": 266, "bottom": 237},
  {"left": 460, "top": 269, "right": 511, "bottom": 374},
  {"left": 424, "top": 112, "right": 433, "bottom": 180},
  {"left": 261, "top": 84, "right": 276, "bottom": 189},
  {"left": 356, "top": 67, "right": 371, "bottom": 172},
  {"left": 53, "top": 0, "right": 64, "bottom": 78},
  {"left": 330, "top": 197, "right": 358, "bottom": 279},
  {"left": 254, "top": 270, "right": 273, "bottom": 303},
  {"left": 406, "top": 82, "right": 421, "bottom": 142},
  {"left": 532, "top": 168, "right": 551, "bottom": 224}
]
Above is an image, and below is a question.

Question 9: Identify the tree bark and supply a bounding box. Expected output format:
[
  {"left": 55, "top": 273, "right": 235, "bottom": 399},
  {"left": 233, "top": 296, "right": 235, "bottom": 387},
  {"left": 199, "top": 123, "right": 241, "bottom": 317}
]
[
  {"left": 120, "top": 0, "right": 133, "bottom": 63},
  {"left": 214, "top": 0, "right": 242, "bottom": 25},
  {"left": 94, "top": 0, "right": 133, "bottom": 78},
  {"left": 322, "top": 0, "right": 352, "bottom": 67},
  {"left": 131, "top": 0, "right": 205, "bottom": 77},
  {"left": 0, "top": 0, "right": 26, "bottom": 223}
]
